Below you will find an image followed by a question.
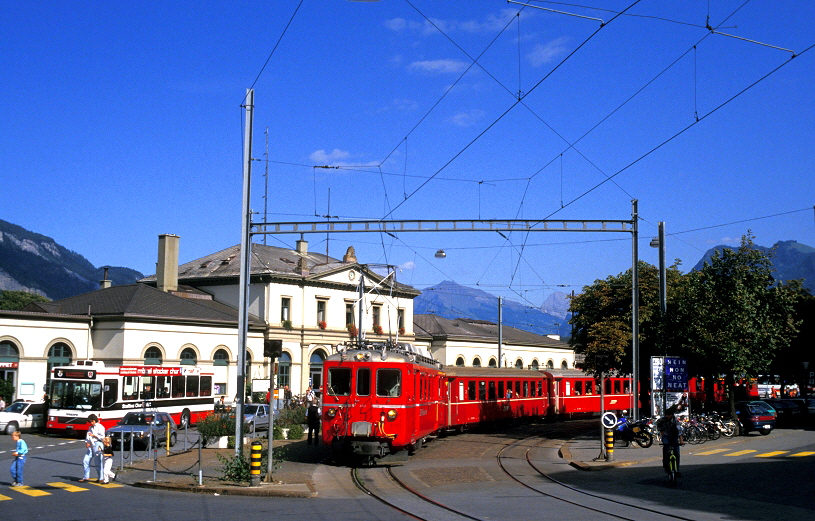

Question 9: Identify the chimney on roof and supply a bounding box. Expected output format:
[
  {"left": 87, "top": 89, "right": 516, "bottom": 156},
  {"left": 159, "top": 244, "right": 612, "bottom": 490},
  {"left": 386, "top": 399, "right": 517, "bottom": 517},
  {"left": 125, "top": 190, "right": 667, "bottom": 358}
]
[
  {"left": 343, "top": 246, "right": 357, "bottom": 263},
  {"left": 157, "top": 234, "right": 179, "bottom": 292},
  {"left": 295, "top": 238, "right": 309, "bottom": 277},
  {"left": 99, "top": 266, "right": 111, "bottom": 289}
]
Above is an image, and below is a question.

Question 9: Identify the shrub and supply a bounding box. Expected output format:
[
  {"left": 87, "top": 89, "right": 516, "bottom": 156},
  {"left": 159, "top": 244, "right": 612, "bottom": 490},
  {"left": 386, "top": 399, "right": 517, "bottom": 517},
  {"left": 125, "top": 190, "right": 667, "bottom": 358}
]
[
  {"left": 272, "top": 424, "right": 285, "bottom": 440},
  {"left": 278, "top": 405, "right": 306, "bottom": 427},
  {"left": 287, "top": 424, "right": 305, "bottom": 440}
]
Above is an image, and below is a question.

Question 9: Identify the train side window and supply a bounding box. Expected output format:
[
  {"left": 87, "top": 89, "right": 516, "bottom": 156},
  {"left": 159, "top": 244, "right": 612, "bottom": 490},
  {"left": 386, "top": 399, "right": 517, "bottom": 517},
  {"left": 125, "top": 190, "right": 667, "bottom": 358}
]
[
  {"left": 357, "top": 367, "right": 371, "bottom": 396},
  {"left": 376, "top": 369, "right": 401, "bottom": 397},
  {"left": 614, "top": 381, "right": 621, "bottom": 394},
  {"left": 574, "top": 381, "right": 583, "bottom": 396},
  {"left": 506, "top": 381, "right": 513, "bottom": 397},
  {"left": 523, "top": 381, "right": 529, "bottom": 397},
  {"left": 515, "top": 381, "right": 521, "bottom": 397},
  {"left": 623, "top": 380, "right": 630, "bottom": 394},
  {"left": 328, "top": 367, "right": 352, "bottom": 396},
  {"left": 585, "top": 381, "right": 592, "bottom": 395},
  {"left": 488, "top": 381, "right": 496, "bottom": 400},
  {"left": 478, "top": 381, "right": 486, "bottom": 401},
  {"left": 467, "top": 381, "right": 476, "bottom": 400},
  {"left": 538, "top": 381, "right": 543, "bottom": 397},
  {"left": 498, "top": 381, "right": 505, "bottom": 399},
  {"left": 605, "top": 379, "right": 612, "bottom": 395}
]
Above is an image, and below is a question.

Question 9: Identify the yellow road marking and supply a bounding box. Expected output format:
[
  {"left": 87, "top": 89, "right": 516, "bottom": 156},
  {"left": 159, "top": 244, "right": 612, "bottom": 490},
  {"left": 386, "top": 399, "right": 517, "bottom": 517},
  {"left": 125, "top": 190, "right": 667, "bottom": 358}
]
[
  {"left": 11, "top": 485, "right": 50, "bottom": 497},
  {"left": 694, "top": 448, "right": 730, "bottom": 455},
  {"left": 755, "top": 451, "right": 789, "bottom": 458},
  {"left": 724, "top": 450, "right": 757, "bottom": 456},
  {"left": 789, "top": 451, "right": 815, "bottom": 457},
  {"left": 88, "top": 481, "right": 123, "bottom": 488},
  {"left": 0, "top": 493, "right": 12, "bottom": 501},
  {"left": 47, "top": 482, "right": 88, "bottom": 492}
]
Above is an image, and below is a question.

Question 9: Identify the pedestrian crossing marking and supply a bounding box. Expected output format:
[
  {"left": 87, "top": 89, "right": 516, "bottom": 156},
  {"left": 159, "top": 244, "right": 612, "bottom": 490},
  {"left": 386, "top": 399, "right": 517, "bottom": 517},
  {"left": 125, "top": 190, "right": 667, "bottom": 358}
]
[
  {"left": 87, "top": 481, "right": 123, "bottom": 488},
  {"left": 756, "top": 451, "right": 789, "bottom": 458},
  {"left": 724, "top": 450, "right": 757, "bottom": 456},
  {"left": 789, "top": 451, "right": 815, "bottom": 457},
  {"left": 47, "top": 482, "right": 88, "bottom": 492},
  {"left": 11, "top": 485, "right": 50, "bottom": 497},
  {"left": 694, "top": 448, "right": 730, "bottom": 455}
]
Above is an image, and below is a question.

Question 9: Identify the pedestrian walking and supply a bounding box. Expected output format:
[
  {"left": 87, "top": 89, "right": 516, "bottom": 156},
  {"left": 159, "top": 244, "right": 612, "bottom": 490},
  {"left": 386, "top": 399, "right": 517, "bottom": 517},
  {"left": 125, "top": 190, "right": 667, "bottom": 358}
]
[
  {"left": 307, "top": 403, "right": 320, "bottom": 445},
  {"left": 80, "top": 414, "right": 105, "bottom": 482},
  {"left": 101, "top": 436, "right": 115, "bottom": 483},
  {"left": 9, "top": 431, "right": 28, "bottom": 486},
  {"left": 283, "top": 385, "right": 292, "bottom": 410}
]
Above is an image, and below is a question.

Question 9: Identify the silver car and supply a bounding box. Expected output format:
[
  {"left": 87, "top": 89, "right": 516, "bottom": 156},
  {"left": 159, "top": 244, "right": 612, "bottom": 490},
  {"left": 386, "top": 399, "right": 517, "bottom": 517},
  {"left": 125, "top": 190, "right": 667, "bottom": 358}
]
[
  {"left": 107, "top": 412, "right": 177, "bottom": 449},
  {"left": 0, "top": 402, "right": 47, "bottom": 434},
  {"left": 244, "top": 404, "right": 271, "bottom": 433}
]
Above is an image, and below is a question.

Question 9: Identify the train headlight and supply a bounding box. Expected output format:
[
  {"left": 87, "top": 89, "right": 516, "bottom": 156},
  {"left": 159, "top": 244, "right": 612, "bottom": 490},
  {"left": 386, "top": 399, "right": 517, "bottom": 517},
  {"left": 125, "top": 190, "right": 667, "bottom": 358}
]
[
  {"left": 326, "top": 408, "right": 337, "bottom": 418},
  {"left": 386, "top": 409, "right": 398, "bottom": 421}
]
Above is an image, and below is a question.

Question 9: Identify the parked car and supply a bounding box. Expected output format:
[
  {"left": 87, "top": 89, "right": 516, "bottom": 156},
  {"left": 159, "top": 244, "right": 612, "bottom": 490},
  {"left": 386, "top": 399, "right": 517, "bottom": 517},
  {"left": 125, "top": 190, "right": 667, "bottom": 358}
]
[
  {"left": 0, "top": 402, "right": 47, "bottom": 434},
  {"left": 107, "top": 412, "right": 177, "bottom": 449},
  {"left": 244, "top": 404, "right": 271, "bottom": 433},
  {"left": 764, "top": 399, "right": 807, "bottom": 427},
  {"left": 734, "top": 400, "right": 777, "bottom": 435}
]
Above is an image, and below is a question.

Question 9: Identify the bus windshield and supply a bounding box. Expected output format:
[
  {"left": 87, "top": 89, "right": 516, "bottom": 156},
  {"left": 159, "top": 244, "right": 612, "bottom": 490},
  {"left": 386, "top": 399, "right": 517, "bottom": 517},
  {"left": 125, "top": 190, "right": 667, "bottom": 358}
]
[{"left": 50, "top": 381, "right": 102, "bottom": 410}]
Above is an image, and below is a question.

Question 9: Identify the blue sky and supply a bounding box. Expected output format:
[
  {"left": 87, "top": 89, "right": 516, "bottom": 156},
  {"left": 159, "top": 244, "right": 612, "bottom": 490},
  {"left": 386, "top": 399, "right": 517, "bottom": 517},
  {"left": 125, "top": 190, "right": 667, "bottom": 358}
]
[{"left": 2, "top": 1, "right": 813, "bottom": 310}]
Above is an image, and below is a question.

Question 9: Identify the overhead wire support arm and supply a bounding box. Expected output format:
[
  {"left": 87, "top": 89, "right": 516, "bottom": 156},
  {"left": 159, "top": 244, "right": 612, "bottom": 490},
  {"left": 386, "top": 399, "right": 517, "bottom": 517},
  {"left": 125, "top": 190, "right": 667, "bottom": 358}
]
[
  {"left": 250, "top": 218, "right": 634, "bottom": 236},
  {"left": 707, "top": 26, "right": 796, "bottom": 55},
  {"left": 506, "top": 0, "right": 605, "bottom": 26}
]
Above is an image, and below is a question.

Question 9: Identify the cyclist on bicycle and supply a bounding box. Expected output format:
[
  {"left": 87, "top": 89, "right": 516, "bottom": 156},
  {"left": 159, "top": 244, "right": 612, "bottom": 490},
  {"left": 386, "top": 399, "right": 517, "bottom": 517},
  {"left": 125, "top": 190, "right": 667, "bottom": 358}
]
[{"left": 656, "top": 405, "right": 684, "bottom": 477}]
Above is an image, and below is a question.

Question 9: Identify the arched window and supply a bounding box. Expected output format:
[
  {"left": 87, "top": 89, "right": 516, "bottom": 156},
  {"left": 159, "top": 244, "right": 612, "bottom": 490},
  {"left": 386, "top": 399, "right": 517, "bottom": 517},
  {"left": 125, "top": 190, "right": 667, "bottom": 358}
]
[
  {"left": 278, "top": 352, "right": 292, "bottom": 388},
  {"left": 180, "top": 348, "right": 197, "bottom": 365},
  {"left": 309, "top": 350, "right": 326, "bottom": 394},
  {"left": 472, "top": 357, "right": 481, "bottom": 367},
  {"left": 530, "top": 360, "right": 539, "bottom": 370},
  {"left": 561, "top": 360, "right": 569, "bottom": 369},
  {"left": 144, "top": 346, "right": 162, "bottom": 365},
  {"left": 455, "top": 356, "right": 465, "bottom": 367},
  {"left": 515, "top": 358, "right": 524, "bottom": 369},
  {"left": 488, "top": 358, "right": 497, "bottom": 367},
  {"left": 47, "top": 342, "right": 73, "bottom": 385},
  {"left": 0, "top": 340, "right": 20, "bottom": 394},
  {"left": 546, "top": 359, "right": 554, "bottom": 369},
  {"left": 213, "top": 349, "right": 229, "bottom": 366}
]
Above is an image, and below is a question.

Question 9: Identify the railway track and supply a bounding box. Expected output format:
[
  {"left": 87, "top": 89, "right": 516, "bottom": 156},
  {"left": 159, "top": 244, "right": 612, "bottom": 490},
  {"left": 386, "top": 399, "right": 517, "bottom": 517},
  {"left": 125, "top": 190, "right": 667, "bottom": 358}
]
[{"left": 348, "top": 424, "right": 701, "bottom": 521}]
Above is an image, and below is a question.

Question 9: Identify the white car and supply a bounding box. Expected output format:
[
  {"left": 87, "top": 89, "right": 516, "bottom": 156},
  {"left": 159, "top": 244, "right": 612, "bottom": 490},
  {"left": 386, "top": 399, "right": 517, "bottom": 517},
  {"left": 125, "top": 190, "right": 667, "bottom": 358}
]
[{"left": 0, "top": 402, "right": 47, "bottom": 434}]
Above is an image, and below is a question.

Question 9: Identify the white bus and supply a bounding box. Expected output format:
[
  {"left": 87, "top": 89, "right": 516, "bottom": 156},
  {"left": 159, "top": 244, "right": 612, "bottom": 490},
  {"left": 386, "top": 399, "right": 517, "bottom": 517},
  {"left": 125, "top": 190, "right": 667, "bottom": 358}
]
[{"left": 46, "top": 360, "right": 214, "bottom": 434}]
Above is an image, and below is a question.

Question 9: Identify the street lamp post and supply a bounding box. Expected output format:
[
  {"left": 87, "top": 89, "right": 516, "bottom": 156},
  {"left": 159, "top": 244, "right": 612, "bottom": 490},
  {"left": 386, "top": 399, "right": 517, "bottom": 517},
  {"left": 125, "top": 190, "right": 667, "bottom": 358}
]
[{"left": 650, "top": 222, "right": 667, "bottom": 415}]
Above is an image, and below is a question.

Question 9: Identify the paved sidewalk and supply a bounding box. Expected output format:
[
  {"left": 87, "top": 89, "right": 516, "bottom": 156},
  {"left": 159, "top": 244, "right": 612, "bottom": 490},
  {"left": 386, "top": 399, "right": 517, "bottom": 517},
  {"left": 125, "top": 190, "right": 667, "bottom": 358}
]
[
  {"left": 114, "top": 437, "right": 325, "bottom": 497},
  {"left": 558, "top": 431, "right": 663, "bottom": 471}
]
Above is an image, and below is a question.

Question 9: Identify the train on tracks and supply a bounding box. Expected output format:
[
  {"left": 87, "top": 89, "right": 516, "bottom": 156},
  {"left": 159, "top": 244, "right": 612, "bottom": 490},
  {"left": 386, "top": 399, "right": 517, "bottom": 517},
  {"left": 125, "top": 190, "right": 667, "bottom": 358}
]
[{"left": 320, "top": 341, "right": 635, "bottom": 464}]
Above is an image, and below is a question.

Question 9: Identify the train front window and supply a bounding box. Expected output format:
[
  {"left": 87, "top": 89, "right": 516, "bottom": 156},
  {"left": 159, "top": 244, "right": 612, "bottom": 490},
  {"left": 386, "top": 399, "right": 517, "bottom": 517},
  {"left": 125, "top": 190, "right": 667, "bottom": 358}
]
[
  {"left": 357, "top": 368, "right": 371, "bottom": 396},
  {"left": 327, "top": 368, "right": 352, "bottom": 396},
  {"left": 49, "top": 381, "right": 102, "bottom": 410},
  {"left": 376, "top": 369, "right": 401, "bottom": 397}
]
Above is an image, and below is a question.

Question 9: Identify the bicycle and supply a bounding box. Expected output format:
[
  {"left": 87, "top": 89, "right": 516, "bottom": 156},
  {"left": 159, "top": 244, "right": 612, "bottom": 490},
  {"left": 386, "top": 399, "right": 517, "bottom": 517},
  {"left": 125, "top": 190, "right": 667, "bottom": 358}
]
[{"left": 665, "top": 444, "right": 681, "bottom": 486}]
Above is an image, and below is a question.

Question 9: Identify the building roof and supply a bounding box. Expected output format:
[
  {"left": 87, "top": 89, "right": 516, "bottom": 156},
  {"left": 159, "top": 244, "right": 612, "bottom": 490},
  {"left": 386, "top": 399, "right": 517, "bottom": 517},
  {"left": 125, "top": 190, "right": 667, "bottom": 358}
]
[
  {"left": 139, "top": 243, "right": 419, "bottom": 295},
  {"left": 413, "top": 314, "right": 571, "bottom": 350},
  {"left": 23, "top": 284, "right": 264, "bottom": 327}
]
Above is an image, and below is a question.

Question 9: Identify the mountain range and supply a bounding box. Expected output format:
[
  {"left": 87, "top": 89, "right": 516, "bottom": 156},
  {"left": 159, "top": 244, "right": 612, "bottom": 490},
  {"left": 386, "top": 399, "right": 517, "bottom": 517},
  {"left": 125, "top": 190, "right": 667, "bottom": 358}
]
[
  {"left": 0, "top": 219, "right": 144, "bottom": 300},
  {"left": 1, "top": 218, "right": 813, "bottom": 331}
]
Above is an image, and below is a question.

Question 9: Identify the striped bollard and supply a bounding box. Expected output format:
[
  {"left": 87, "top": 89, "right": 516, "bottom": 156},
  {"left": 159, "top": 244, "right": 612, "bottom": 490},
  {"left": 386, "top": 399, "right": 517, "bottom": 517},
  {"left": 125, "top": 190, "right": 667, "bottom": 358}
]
[
  {"left": 605, "top": 428, "right": 614, "bottom": 462},
  {"left": 250, "top": 441, "right": 262, "bottom": 486}
]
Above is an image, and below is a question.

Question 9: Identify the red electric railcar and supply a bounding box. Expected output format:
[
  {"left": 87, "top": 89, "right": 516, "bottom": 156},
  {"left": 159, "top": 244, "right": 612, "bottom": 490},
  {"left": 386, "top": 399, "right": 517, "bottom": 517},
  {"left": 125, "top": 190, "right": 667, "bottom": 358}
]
[{"left": 321, "top": 341, "right": 636, "bottom": 465}]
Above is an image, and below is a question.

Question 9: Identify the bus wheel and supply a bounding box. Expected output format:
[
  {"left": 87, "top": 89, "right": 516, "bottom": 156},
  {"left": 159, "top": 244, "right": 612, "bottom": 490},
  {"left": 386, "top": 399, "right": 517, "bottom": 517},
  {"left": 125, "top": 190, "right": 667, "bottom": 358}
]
[{"left": 179, "top": 409, "right": 191, "bottom": 429}]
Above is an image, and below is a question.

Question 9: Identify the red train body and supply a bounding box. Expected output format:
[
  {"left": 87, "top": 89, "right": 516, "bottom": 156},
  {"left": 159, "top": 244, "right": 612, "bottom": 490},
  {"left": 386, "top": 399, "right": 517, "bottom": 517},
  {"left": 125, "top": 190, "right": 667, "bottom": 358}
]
[{"left": 321, "top": 342, "right": 635, "bottom": 464}]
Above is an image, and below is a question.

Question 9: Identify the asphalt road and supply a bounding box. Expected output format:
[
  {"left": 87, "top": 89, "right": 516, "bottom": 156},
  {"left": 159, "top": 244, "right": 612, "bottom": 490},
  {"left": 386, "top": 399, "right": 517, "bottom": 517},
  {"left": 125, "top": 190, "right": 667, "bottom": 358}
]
[{"left": 0, "top": 425, "right": 812, "bottom": 521}]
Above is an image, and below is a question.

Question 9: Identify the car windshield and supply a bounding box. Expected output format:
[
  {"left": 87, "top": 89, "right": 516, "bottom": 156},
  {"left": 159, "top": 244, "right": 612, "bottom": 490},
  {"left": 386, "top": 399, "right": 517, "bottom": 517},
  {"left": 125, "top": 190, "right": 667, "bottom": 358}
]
[
  {"left": 245, "top": 405, "right": 263, "bottom": 415},
  {"left": 120, "top": 414, "right": 152, "bottom": 426},
  {"left": 4, "top": 402, "right": 28, "bottom": 414}
]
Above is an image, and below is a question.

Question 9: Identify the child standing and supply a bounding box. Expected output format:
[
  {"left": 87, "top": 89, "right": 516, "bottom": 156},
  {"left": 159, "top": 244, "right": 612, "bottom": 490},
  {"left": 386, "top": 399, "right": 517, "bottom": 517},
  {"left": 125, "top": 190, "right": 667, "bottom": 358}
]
[
  {"left": 101, "top": 436, "right": 115, "bottom": 483},
  {"left": 10, "top": 431, "right": 28, "bottom": 486}
]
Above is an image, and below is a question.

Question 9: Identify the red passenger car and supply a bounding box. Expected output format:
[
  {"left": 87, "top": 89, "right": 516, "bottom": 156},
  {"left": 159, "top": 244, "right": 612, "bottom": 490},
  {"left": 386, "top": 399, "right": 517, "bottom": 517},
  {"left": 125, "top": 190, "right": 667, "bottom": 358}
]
[
  {"left": 443, "top": 367, "right": 547, "bottom": 430},
  {"left": 544, "top": 369, "right": 633, "bottom": 418}
]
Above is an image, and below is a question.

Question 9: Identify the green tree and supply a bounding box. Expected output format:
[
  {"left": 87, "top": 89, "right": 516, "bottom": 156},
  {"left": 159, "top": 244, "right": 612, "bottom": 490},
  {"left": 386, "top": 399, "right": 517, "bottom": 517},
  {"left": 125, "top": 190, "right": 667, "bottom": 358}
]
[
  {"left": 0, "top": 290, "right": 50, "bottom": 310},
  {"left": 569, "top": 260, "right": 683, "bottom": 376},
  {"left": 668, "top": 233, "right": 802, "bottom": 416}
]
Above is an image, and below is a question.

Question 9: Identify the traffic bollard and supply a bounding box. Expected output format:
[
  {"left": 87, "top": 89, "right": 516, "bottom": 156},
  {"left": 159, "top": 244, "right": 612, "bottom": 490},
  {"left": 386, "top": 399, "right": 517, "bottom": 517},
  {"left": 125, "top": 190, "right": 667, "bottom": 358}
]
[
  {"left": 250, "top": 441, "right": 262, "bottom": 487},
  {"left": 605, "top": 428, "right": 614, "bottom": 462}
]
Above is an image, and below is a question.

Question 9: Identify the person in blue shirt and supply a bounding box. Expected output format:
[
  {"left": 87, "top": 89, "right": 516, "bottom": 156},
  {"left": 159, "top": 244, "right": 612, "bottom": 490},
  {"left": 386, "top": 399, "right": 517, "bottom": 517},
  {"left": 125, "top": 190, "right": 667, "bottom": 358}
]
[{"left": 10, "top": 430, "right": 28, "bottom": 486}]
